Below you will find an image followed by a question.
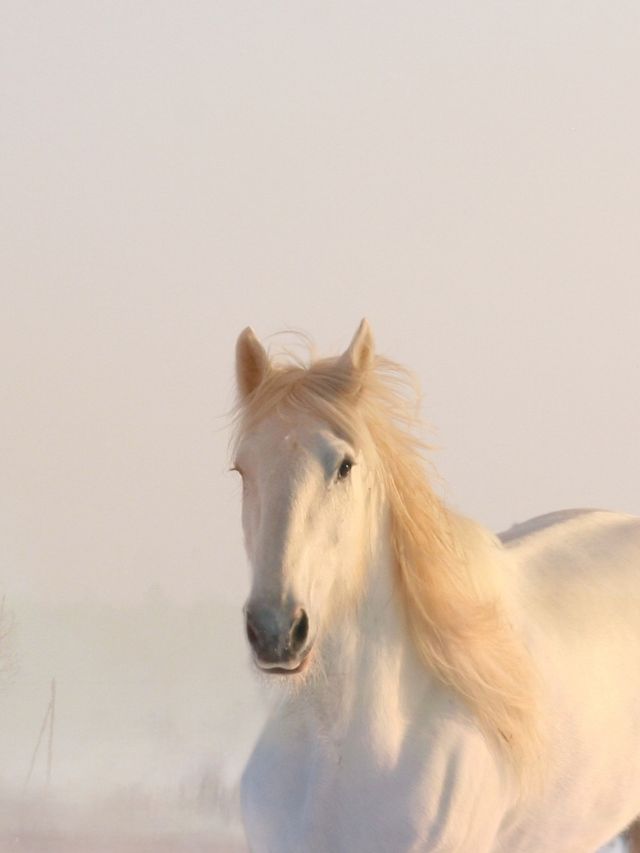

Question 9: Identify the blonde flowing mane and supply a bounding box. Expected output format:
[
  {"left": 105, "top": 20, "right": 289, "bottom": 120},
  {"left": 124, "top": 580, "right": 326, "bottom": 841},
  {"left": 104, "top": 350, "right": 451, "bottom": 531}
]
[{"left": 234, "top": 340, "right": 540, "bottom": 777}]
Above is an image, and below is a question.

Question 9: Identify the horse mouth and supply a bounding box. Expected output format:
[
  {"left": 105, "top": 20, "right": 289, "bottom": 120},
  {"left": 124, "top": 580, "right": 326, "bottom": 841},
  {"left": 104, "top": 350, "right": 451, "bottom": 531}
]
[{"left": 256, "top": 647, "right": 313, "bottom": 676}]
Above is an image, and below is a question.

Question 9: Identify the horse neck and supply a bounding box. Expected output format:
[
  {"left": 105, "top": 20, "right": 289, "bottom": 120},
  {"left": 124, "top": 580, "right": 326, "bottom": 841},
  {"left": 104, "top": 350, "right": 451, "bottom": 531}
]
[
  {"left": 304, "top": 501, "right": 440, "bottom": 738},
  {"left": 301, "top": 497, "right": 522, "bottom": 750}
]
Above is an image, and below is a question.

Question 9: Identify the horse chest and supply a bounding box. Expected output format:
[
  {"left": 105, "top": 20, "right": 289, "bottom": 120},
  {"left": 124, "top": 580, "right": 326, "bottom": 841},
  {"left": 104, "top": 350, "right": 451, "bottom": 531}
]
[
  {"left": 243, "top": 730, "right": 422, "bottom": 851},
  {"left": 241, "top": 707, "right": 508, "bottom": 853}
]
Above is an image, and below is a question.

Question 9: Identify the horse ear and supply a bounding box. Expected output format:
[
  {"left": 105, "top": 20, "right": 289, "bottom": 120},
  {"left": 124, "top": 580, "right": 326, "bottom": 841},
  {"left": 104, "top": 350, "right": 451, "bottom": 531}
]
[
  {"left": 236, "top": 327, "right": 270, "bottom": 399},
  {"left": 340, "top": 318, "right": 375, "bottom": 374}
]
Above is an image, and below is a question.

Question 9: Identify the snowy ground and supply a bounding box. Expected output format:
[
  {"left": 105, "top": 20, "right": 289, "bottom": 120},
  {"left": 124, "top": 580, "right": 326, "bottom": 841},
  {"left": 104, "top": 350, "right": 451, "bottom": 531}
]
[{"left": 0, "top": 788, "right": 248, "bottom": 852}]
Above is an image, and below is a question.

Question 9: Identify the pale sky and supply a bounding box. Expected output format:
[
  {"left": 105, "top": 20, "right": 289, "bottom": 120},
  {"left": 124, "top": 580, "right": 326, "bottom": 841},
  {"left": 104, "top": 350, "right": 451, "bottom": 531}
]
[{"left": 2, "top": 1, "right": 639, "bottom": 608}]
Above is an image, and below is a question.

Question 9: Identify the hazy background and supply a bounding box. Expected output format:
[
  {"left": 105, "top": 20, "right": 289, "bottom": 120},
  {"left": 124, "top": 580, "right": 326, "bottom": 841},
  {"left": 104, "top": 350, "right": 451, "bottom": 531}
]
[{"left": 1, "top": 1, "right": 639, "bottom": 849}]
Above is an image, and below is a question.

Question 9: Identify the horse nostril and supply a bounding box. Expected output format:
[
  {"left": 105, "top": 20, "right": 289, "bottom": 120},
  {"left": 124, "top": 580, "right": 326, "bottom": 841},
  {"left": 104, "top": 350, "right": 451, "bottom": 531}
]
[
  {"left": 246, "top": 616, "right": 258, "bottom": 649},
  {"left": 290, "top": 609, "right": 309, "bottom": 653}
]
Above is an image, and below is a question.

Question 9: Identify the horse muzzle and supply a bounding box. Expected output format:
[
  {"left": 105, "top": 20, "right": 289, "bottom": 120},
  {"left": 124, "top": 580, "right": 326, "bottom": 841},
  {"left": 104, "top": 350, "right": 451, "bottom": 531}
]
[{"left": 244, "top": 603, "right": 312, "bottom": 674}]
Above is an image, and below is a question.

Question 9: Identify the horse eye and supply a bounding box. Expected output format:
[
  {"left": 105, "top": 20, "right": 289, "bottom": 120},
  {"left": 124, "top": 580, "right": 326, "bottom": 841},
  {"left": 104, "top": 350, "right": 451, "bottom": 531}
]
[{"left": 337, "top": 458, "right": 354, "bottom": 480}]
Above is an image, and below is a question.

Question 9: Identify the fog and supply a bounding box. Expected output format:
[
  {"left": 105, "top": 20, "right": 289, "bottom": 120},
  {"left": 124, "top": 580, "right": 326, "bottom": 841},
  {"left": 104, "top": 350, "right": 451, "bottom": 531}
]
[
  {"left": 0, "top": 595, "right": 258, "bottom": 848},
  {"left": 1, "top": 1, "right": 639, "bottom": 849},
  {"left": 3, "top": 2, "right": 640, "bottom": 610}
]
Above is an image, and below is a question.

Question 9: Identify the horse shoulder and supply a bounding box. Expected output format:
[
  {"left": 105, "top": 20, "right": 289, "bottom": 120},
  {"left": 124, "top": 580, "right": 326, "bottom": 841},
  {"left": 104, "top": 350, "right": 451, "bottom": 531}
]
[{"left": 407, "top": 717, "right": 514, "bottom": 852}]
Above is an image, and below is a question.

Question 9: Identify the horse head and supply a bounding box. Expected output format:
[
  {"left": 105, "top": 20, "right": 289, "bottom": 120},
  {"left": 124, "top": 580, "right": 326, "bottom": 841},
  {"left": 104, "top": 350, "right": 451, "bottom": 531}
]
[{"left": 233, "top": 320, "right": 377, "bottom": 675}]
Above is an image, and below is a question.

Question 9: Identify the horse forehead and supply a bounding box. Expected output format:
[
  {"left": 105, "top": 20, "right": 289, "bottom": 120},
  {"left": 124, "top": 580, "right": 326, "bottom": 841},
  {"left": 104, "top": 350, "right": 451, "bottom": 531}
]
[{"left": 243, "top": 415, "right": 340, "bottom": 463}]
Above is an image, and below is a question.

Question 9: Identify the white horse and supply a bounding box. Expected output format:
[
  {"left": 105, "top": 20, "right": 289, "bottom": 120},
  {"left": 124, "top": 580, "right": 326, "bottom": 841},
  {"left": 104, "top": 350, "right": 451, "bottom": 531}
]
[{"left": 232, "top": 320, "right": 640, "bottom": 852}]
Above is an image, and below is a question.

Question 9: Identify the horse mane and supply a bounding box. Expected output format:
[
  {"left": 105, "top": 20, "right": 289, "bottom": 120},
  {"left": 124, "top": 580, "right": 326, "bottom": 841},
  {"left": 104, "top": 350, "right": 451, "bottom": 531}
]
[{"left": 233, "top": 343, "right": 540, "bottom": 778}]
